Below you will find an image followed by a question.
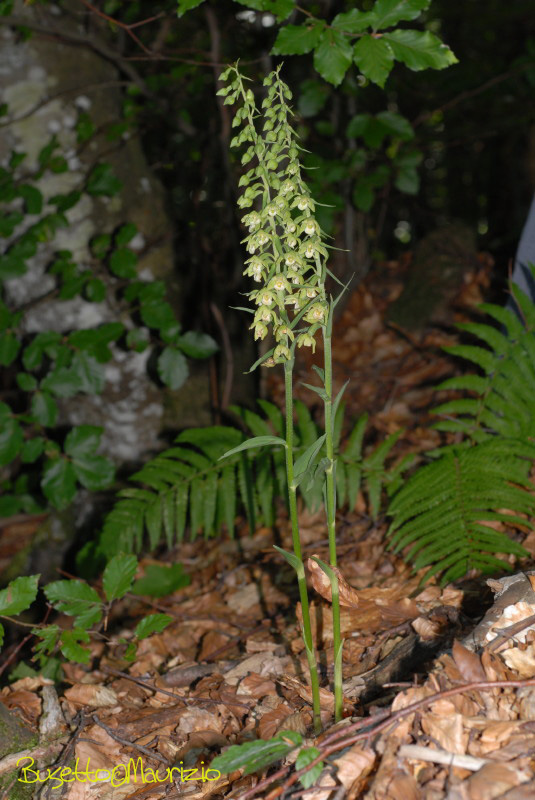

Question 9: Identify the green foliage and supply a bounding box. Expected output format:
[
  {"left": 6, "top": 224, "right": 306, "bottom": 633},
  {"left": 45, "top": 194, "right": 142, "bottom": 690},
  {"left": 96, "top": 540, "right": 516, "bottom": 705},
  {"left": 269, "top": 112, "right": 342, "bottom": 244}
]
[
  {"left": 0, "top": 110, "right": 218, "bottom": 518},
  {"left": 97, "top": 400, "right": 411, "bottom": 558},
  {"left": 387, "top": 279, "right": 535, "bottom": 584},
  {"left": 210, "top": 730, "right": 303, "bottom": 776},
  {"left": 131, "top": 563, "right": 190, "bottom": 597},
  {"left": 0, "top": 555, "right": 181, "bottom": 672}
]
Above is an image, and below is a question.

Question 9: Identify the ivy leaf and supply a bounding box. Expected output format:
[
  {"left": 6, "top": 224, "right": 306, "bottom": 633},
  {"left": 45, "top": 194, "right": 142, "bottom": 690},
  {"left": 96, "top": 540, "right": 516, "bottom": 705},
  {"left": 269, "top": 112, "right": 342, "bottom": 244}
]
[
  {"left": 41, "top": 366, "right": 82, "bottom": 398},
  {"left": 115, "top": 223, "right": 137, "bottom": 246},
  {"left": 44, "top": 580, "right": 102, "bottom": 629},
  {"left": 73, "top": 455, "right": 115, "bottom": 490},
  {"left": 313, "top": 29, "right": 353, "bottom": 86},
  {"left": 371, "top": 0, "right": 430, "bottom": 30},
  {"left": 103, "top": 554, "right": 138, "bottom": 602},
  {"left": 85, "top": 278, "right": 106, "bottom": 303},
  {"left": 353, "top": 36, "right": 394, "bottom": 87},
  {"left": 140, "top": 300, "right": 177, "bottom": 333},
  {"left": 134, "top": 613, "right": 173, "bottom": 640},
  {"left": 0, "top": 402, "right": 23, "bottom": 466},
  {"left": 90, "top": 234, "right": 112, "bottom": 259},
  {"left": 41, "top": 458, "right": 77, "bottom": 509},
  {"left": 0, "top": 332, "right": 20, "bottom": 366},
  {"left": 383, "top": 29, "right": 458, "bottom": 71},
  {"left": 86, "top": 163, "right": 123, "bottom": 197},
  {"left": 23, "top": 331, "right": 62, "bottom": 370},
  {"left": 21, "top": 437, "right": 45, "bottom": 464},
  {"left": 109, "top": 248, "right": 138, "bottom": 279},
  {"left": 177, "top": 331, "right": 219, "bottom": 359},
  {"left": 272, "top": 23, "right": 324, "bottom": 55},
  {"left": 0, "top": 575, "right": 39, "bottom": 616},
  {"left": 211, "top": 731, "right": 302, "bottom": 776},
  {"left": 31, "top": 391, "right": 58, "bottom": 427},
  {"left": 18, "top": 185, "right": 43, "bottom": 215},
  {"left": 157, "top": 347, "right": 189, "bottom": 390},
  {"left": 131, "top": 563, "right": 190, "bottom": 598},
  {"left": 60, "top": 629, "right": 91, "bottom": 663},
  {"left": 177, "top": 0, "right": 206, "bottom": 16},
  {"left": 71, "top": 351, "right": 105, "bottom": 393},
  {"left": 64, "top": 426, "right": 102, "bottom": 458}
]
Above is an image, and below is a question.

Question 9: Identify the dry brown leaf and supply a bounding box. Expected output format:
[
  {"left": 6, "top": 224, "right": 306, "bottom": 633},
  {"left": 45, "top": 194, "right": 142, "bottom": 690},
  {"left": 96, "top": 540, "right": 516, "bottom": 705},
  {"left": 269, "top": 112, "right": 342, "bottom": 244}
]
[
  {"left": 64, "top": 684, "right": 118, "bottom": 708},
  {"left": 465, "top": 762, "right": 529, "bottom": 800},
  {"left": 238, "top": 673, "right": 277, "bottom": 699},
  {"left": 307, "top": 556, "right": 361, "bottom": 608},
  {"left": 421, "top": 710, "right": 468, "bottom": 755},
  {"left": 257, "top": 703, "right": 293, "bottom": 739},
  {"left": 333, "top": 744, "right": 376, "bottom": 799},
  {"left": 1, "top": 689, "right": 41, "bottom": 724},
  {"left": 452, "top": 639, "right": 487, "bottom": 683},
  {"left": 501, "top": 643, "right": 535, "bottom": 678},
  {"left": 412, "top": 616, "right": 442, "bottom": 641}
]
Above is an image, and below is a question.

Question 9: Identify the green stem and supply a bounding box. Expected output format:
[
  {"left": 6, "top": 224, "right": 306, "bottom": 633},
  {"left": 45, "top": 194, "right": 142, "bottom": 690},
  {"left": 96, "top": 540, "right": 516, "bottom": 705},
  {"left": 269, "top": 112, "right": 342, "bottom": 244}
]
[
  {"left": 322, "top": 318, "right": 343, "bottom": 723},
  {"left": 284, "top": 359, "right": 322, "bottom": 734}
]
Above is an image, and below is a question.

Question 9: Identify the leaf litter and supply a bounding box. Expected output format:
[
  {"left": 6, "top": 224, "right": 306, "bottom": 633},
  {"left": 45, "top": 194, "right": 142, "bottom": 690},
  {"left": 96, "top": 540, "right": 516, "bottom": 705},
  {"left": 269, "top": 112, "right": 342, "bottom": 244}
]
[{"left": 2, "top": 255, "right": 535, "bottom": 799}]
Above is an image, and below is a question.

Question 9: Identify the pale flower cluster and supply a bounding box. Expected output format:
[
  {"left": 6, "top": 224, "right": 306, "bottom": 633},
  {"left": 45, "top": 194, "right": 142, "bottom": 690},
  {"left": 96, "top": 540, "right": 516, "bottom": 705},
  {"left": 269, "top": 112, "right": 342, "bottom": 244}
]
[{"left": 220, "top": 66, "right": 329, "bottom": 364}]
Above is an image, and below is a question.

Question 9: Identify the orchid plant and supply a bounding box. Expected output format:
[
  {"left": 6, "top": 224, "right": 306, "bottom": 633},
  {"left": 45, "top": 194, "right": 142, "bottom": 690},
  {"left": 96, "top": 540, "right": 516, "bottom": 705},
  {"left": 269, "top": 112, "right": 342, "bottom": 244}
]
[{"left": 218, "top": 64, "right": 347, "bottom": 731}]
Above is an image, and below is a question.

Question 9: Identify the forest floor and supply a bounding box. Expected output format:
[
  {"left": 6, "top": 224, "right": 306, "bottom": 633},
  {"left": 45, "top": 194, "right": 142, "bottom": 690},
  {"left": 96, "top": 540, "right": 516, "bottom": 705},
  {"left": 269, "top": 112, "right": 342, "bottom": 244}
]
[{"left": 3, "top": 251, "right": 535, "bottom": 800}]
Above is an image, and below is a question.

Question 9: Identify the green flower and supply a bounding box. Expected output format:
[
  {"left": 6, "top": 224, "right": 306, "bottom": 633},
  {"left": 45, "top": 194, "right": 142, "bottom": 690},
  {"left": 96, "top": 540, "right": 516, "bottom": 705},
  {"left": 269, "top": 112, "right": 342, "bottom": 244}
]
[
  {"left": 305, "top": 302, "right": 327, "bottom": 323},
  {"left": 269, "top": 276, "right": 290, "bottom": 293},
  {"left": 297, "top": 332, "right": 316, "bottom": 352},
  {"left": 251, "top": 321, "right": 268, "bottom": 340},
  {"left": 275, "top": 324, "right": 294, "bottom": 342}
]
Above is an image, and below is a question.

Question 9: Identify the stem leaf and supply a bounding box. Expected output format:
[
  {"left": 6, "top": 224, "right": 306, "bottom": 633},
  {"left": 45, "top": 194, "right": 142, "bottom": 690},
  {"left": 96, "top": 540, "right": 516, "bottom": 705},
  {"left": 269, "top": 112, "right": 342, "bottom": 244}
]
[{"left": 220, "top": 435, "right": 286, "bottom": 459}]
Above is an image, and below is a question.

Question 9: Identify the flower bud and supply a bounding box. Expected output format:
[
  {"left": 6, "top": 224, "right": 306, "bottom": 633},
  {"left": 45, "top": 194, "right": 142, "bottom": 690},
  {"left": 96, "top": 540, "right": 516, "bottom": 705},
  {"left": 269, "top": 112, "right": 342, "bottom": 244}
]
[{"left": 274, "top": 344, "right": 291, "bottom": 361}]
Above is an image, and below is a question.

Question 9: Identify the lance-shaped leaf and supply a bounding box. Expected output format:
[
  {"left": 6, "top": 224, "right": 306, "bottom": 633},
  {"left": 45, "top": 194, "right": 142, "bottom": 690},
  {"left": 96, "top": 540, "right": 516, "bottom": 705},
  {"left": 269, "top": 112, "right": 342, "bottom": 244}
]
[
  {"left": 210, "top": 730, "right": 302, "bottom": 776},
  {"left": 220, "top": 435, "right": 287, "bottom": 460},
  {"left": 293, "top": 434, "right": 326, "bottom": 488}
]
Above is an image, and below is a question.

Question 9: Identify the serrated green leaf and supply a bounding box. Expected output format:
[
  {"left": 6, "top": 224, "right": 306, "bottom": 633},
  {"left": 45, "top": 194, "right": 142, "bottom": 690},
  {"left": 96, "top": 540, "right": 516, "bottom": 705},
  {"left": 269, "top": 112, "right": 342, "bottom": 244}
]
[
  {"left": 60, "top": 629, "right": 91, "bottom": 663},
  {"left": 296, "top": 746, "right": 323, "bottom": 789},
  {"left": 103, "top": 554, "right": 138, "bottom": 602},
  {"left": 353, "top": 36, "right": 394, "bottom": 87},
  {"left": 0, "top": 575, "right": 39, "bottom": 616},
  {"left": 177, "top": 0, "right": 206, "bottom": 16},
  {"left": 383, "top": 29, "right": 458, "bottom": 71},
  {"left": 41, "top": 458, "right": 77, "bottom": 509},
  {"left": 332, "top": 8, "right": 375, "bottom": 33},
  {"left": 272, "top": 22, "right": 324, "bottom": 55},
  {"left": 45, "top": 580, "right": 102, "bottom": 628},
  {"left": 313, "top": 28, "right": 353, "bottom": 86},
  {"left": 134, "top": 613, "right": 173, "bottom": 640},
  {"left": 371, "top": 0, "right": 430, "bottom": 30}
]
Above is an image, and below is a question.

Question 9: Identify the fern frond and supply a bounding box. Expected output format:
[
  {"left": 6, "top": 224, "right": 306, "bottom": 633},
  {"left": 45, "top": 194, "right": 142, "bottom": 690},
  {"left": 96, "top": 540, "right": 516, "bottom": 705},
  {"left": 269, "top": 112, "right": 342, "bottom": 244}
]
[{"left": 387, "top": 439, "right": 534, "bottom": 584}]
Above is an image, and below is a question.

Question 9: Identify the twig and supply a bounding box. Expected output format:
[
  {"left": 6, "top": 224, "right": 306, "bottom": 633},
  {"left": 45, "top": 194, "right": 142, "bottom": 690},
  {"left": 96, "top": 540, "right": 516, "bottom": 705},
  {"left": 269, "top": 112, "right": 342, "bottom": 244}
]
[
  {"left": 0, "top": 16, "right": 151, "bottom": 97},
  {"left": 486, "top": 612, "right": 535, "bottom": 652},
  {"left": 237, "top": 677, "right": 535, "bottom": 800},
  {"left": 397, "top": 744, "right": 489, "bottom": 771},
  {"left": 79, "top": 0, "right": 157, "bottom": 56},
  {"left": 100, "top": 665, "right": 251, "bottom": 710},
  {"left": 91, "top": 714, "right": 169, "bottom": 766}
]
